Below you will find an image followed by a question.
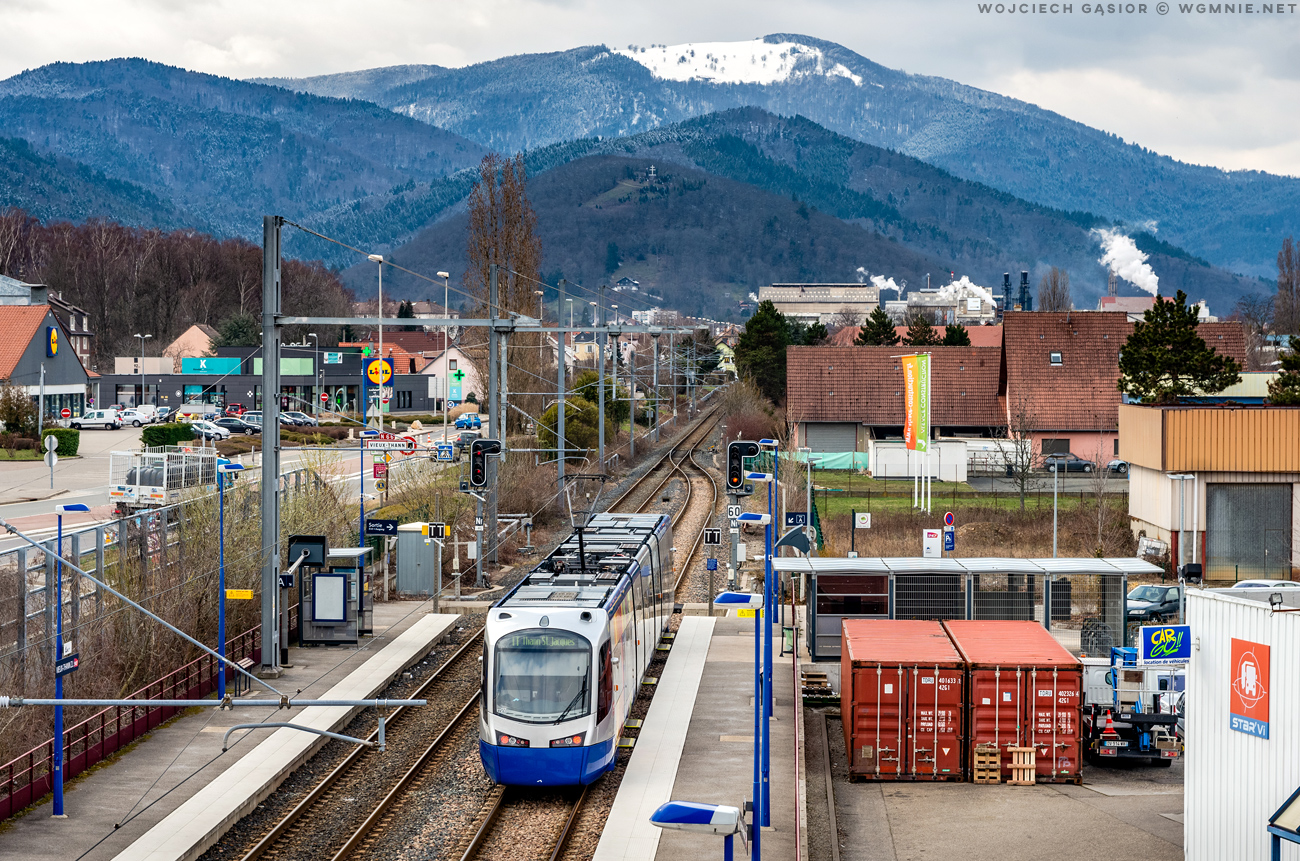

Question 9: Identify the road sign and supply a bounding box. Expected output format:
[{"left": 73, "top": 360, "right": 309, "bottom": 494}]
[
  {"left": 436, "top": 444, "right": 454, "bottom": 462},
  {"left": 225, "top": 588, "right": 254, "bottom": 600},
  {"left": 44, "top": 450, "right": 58, "bottom": 469},
  {"left": 726, "top": 504, "right": 742, "bottom": 519},
  {"left": 374, "top": 478, "right": 388, "bottom": 492},
  {"left": 703, "top": 528, "right": 722, "bottom": 546},
  {"left": 943, "top": 527, "right": 956, "bottom": 552},
  {"left": 60, "top": 408, "right": 71, "bottom": 419},
  {"left": 365, "top": 518, "right": 398, "bottom": 536},
  {"left": 706, "top": 558, "right": 718, "bottom": 571},
  {"left": 364, "top": 437, "right": 417, "bottom": 452},
  {"left": 475, "top": 515, "right": 484, "bottom": 528},
  {"left": 944, "top": 511, "right": 955, "bottom": 527},
  {"left": 783, "top": 512, "right": 808, "bottom": 527},
  {"left": 381, "top": 398, "right": 390, "bottom": 405},
  {"left": 373, "top": 463, "right": 388, "bottom": 479},
  {"left": 854, "top": 512, "right": 871, "bottom": 529},
  {"left": 55, "top": 653, "right": 79, "bottom": 677},
  {"left": 44, "top": 435, "right": 58, "bottom": 452},
  {"left": 380, "top": 451, "right": 394, "bottom": 464},
  {"left": 321, "top": 392, "right": 329, "bottom": 403}
]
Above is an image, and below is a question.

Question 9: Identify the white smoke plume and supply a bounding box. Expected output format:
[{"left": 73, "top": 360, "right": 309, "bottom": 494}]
[
  {"left": 934, "top": 275, "right": 996, "bottom": 307},
  {"left": 748, "top": 292, "right": 759, "bottom": 302},
  {"left": 856, "top": 267, "right": 902, "bottom": 292},
  {"left": 1093, "top": 228, "right": 1160, "bottom": 296}
]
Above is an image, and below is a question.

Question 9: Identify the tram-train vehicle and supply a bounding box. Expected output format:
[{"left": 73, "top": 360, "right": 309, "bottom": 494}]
[{"left": 479, "top": 512, "right": 674, "bottom": 786}]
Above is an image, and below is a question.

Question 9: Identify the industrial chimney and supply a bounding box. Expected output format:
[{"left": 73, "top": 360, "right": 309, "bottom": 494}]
[{"left": 1019, "top": 270, "right": 1033, "bottom": 312}]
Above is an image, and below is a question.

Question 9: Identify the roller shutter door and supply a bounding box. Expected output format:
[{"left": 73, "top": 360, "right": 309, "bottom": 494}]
[
  {"left": 805, "top": 422, "right": 858, "bottom": 453},
  {"left": 1205, "top": 484, "right": 1292, "bottom": 580}
]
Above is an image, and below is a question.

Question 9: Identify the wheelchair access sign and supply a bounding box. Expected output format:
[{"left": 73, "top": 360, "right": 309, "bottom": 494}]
[{"left": 1139, "top": 624, "right": 1191, "bottom": 666}]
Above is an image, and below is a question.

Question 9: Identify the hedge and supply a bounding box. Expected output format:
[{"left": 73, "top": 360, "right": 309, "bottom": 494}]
[
  {"left": 41, "top": 427, "right": 80, "bottom": 456},
  {"left": 141, "top": 423, "right": 196, "bottom": 448}
]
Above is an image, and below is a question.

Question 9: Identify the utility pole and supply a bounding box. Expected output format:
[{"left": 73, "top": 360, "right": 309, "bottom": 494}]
[
  {"left": 651, "top": 333, "right": 660, "bottom": 443},
  {"left": 597, "top": 285, "right": 607, "bottom": 471},
  {"left": 259, "top": 215, "right": 283, "bottom": 673},
  {"left": 487, "top": 264, "right": 500, "bottom": 569},
  {"left": 557, "top": 280, "right": 566, "bottom": 487}
]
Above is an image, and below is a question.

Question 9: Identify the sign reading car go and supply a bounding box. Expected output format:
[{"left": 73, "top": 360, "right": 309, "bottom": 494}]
[{"left": 366, "top": 358, "right": 393, "bottom": 386}]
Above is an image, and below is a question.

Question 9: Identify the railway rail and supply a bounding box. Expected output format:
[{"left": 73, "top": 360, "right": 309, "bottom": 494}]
[
  {"left": 456, "top": 785, "right": 587, "bottom": 861},
  {"left": 237, "top": 629, "right": 485, "bottom": 861}
]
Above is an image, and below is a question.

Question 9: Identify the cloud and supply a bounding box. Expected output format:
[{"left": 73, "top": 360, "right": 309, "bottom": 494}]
[{"left": 1093, "top": 228, "right": 1159, "bottom": 296}]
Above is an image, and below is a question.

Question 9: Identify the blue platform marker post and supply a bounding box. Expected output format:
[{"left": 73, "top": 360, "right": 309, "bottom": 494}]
[
  {"left": 759, "top": 437, "right": 779, "bottom": 826},
  {"left": 716, "top": 586, "right": 765, "bottom": 857},
  {"left": 650, "top": 800, "right": 744, "bottom": 861},
  {"left": 53, "top": 502, "right": 90, "bottom": 817},
  {"left": 216, "top": 462, "right": 245, "bottom": 700}
]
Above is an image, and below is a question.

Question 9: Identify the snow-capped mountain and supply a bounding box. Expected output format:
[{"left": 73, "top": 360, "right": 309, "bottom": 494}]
[{"left": 611, "top": 39, "right": 863, "bottom": 86}]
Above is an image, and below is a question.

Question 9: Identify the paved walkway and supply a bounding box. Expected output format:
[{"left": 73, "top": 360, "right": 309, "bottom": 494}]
[{"left": 0, "top": 601, "right": 458, "bottom": 861}]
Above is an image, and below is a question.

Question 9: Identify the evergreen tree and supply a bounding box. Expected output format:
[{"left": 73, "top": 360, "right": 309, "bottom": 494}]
[
  {"left": 604, "top": 242, "right": 621, "bottom": 275},
  {"left": 736, "top": 300, "right": 790, "bottom": 404},
  {"left": 1118, "top": 289, "right": 1242, "bottom": 403},
  {"left": 211, "top": 313, "right": 260, "bottom": 347},
  {"left": 397, "top": 300, "right": 419, "bottom": 331},
  {"left": 902, "top": 312, "right": 941, "bottom": 347},
  {"left": 942, "top": 322, "right": 972, "bottom": 346},
  {"left": 1267, "top": 336, "right": 1300, "bottom": 405},
  {"left": 855, "top": 307, "right": 900, "bottom": 346}
]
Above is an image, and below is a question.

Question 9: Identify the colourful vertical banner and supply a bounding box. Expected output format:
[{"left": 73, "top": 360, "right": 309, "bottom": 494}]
[{"left": 902, "top": 353, "right": 930, "bottom": 452}]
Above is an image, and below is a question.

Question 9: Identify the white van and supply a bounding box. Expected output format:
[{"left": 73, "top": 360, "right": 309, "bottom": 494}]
[{"left": 71, "top": 409, "right": 123, "bottom": 430}]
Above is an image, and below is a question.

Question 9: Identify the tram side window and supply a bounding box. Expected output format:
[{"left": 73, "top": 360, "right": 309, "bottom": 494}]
[
  {"left": 597, "top": 641, "right": 612, "bottom": 721},
  {"left": 648, "top": 545, "right": 660, "bottom": 597}
]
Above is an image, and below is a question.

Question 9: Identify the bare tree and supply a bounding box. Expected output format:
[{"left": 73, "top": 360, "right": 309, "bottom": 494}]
[
  {"left": 465, "top": 153, "right": 545, "bottom": 433},
  {"left": 1038, "top": 267, "right": 1072, "bottom": 312},
  {"left": 997, "top": 393, "right": 1043, "bottom": 511},
  {"left": 1087, "top": 430, "right": 1114, "bottom": 552},
  {"left": 828, "top": 305, "right": 862, "bottom": 335},
  {"left": 1231, "top": 293, "right": 1275, "bottom": 371},
  {"left": 1278, "top": 236, "right": 1300, "bottom": 336}
]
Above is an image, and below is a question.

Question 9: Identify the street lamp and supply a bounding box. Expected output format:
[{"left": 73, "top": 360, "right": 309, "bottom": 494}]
[
  {"left": 307, "top": 333, "right": 319, "bottom": 418},
  {"left": 437, "top": 271, "right": 451, "bottom": 441},
  {"left": 216, "top": 462, "right": 244, "bottom": 700},
  {"left": 53, "top": 502, "right": 90, "bottom": 818},
  {"left": 367, "top": 254, "right": 384, "bottom": 432},
  {"left": 134, "top": 333, "right": 152, "bottom": 408}
]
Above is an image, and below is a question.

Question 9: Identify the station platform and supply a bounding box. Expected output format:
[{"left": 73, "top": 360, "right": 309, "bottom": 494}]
[
  {"left": 0, "top": 603, "right": 460, "bottom": 861},
  {"left": 595, "top": 612, "right": 805, "bottom": 861}
]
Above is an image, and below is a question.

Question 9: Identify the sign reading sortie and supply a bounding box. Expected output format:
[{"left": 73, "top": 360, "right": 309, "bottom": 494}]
[{"left": 902, "top": 353, "right": 930, "bottom": 453}]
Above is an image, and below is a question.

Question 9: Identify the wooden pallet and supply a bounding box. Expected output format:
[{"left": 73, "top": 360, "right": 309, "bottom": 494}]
[
  {"left": 973, "top": 743, "right": 1001, "bottom": 784},
  {"left": 1007, "top": 747, "right": 1037, "bottom": 785}
]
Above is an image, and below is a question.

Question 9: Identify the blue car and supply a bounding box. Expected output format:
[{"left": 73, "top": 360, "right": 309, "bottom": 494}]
[{"left": 455, "top": 413, "right": 482, "bottom": 430}]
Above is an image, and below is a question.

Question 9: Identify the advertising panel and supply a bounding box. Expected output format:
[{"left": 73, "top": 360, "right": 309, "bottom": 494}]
[
  {"left": 181, "top": 357, "right": 242, "bottom": 375},
  {"left": 1229, "top": 637, "right": 1270, "bottom": 739},
  {"left": 1140, "top": 624, "right": 1192, "bottom": 665},
  {"left": 902, "top": 353, "right": 930, "bottom": 452}
]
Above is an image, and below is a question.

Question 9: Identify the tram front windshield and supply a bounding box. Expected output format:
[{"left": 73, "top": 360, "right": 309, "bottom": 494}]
[{"left": 493, "top": 629, "right": 592, "bottom": 724}]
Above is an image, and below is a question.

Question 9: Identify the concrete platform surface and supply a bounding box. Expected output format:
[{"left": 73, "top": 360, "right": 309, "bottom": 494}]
[
  {"left": 0, "top": 602, "right": 459, "bottom": 861},
  {"left": 593, "top": 616, "right": 714, "bottom": 861}
]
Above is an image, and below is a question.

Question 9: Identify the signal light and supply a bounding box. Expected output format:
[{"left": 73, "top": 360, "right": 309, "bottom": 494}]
[
  {"left": 727, "top": 440, "right": 759, "bottom": 490},
  {"left": 469, "top": 438, "right": 501, "bottom": 487}
]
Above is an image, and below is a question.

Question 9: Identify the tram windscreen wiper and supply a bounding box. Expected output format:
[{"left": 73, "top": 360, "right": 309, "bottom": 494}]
[{"left": 555, "top": 674, "right": 589, "bottom": 724}]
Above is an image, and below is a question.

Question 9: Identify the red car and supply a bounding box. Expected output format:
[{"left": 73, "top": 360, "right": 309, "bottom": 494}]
[{"left": 224, "top": 403, "right": 246, "bottom": 417}]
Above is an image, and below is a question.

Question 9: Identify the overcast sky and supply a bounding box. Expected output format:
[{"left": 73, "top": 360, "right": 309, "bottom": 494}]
[{"left": 3, "top": 0, "right": 1298, "bottom": 177}]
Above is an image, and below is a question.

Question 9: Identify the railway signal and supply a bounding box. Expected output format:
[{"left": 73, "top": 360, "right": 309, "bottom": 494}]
[
  {"left": 470, "top": 438, "right": 501, "bottom": 487},
  {"left": 727, "top": 440, "right": 759, "bottom": 490}
]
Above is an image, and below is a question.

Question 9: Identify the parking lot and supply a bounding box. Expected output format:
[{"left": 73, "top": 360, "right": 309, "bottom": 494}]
[{"left": 807, "top": 708, "right": 1183, "bottom": 861}]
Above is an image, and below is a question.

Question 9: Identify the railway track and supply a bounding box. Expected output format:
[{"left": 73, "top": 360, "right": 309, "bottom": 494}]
[
  {"left": 237, "top": 630, "right": 485, "bottom": 861},
  {"left": 456, "top": 784, "right": 588, "bottom": 861}
]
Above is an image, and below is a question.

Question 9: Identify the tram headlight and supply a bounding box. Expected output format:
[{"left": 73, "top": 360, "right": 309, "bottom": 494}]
[
  {"left": 550, "top": 732, "right": 586, "bottom": 748},
  {"left": 499, "top": 734, "right": 530, "bottom": 747}
]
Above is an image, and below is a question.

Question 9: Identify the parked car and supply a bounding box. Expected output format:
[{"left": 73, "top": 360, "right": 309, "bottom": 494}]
[
  {"left": 214, "top": 417, "right": 260, "bottom": 435},
  {"left": 1127, "top": 584, "right": 1183, "bottom": 623},
  {"left": 1221, "top": 579, "right": 1296, "bottom": 590},
  {"left": 1107, "top": 459, "right": 1129, "bottom": 475},
  {"left": 1044, "top": 452, "right": 1095, "bottom": 473},
  {"left": 454, "top": 413, "right": 482, "bottom": 430},
  {"left": 119, "top": 408, "right": 153, "bottom": 428},
  {"left": 283, "top": 411, "right": 318, "bottom": 426},
  {"left": 453, "top": 430, "right": 481, "bottom": 454},
  {"left": 70, "top": 409, "right": 122, "bottom": 430},
  {"left": 154, "top": 407, "right": 173, "bottom": 422},
  {"left": 190, "top": 420, "right": 230, "bottom": 441},
  {"left": 224, "top": 403, "right": 246, "bottom": 417},
  {"left": 243, "top": 411, "right": 261, "bottom": 425}
]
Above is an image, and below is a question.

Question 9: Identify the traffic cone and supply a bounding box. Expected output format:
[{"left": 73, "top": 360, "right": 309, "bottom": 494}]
[{"left": 1101, "top": 710, "right": 1120, "bottom": 739}]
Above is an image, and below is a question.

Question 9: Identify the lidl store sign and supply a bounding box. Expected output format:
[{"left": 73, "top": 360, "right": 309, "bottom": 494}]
[
  {"left": 1139, "top": 624, "right": 1191, "bottom": 665},
  {"left": 1229, "top": 637, "right": 1270, "bottom": 739}
]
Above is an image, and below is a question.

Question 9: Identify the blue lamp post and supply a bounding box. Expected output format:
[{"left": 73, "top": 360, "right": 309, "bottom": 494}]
[
  {"left": 650, "top": 800, "right": 744, "bottom": 860},
  {"left": 216, "top": 462, "right": 244, "bottom": 700},
  {"left": 52, "top": 502, "right": 90, "bottom": 818}
]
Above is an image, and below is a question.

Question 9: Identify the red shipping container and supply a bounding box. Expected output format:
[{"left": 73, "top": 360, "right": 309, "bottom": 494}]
[
  {"left": 943, "top": 620, "right": 1083, "bottom": 784},
  {"left": 841, "top": 620, "right": 964, "bottom": 781}
]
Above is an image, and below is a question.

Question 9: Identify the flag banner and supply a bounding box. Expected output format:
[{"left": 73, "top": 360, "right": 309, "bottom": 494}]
[{"left": 902, "top": 354, "right": 930, "bottom": 452}]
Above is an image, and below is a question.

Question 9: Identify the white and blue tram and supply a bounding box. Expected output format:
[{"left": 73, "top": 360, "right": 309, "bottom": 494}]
[{"left": 479, "top": 512, "right": 675, "bottom": 786}]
